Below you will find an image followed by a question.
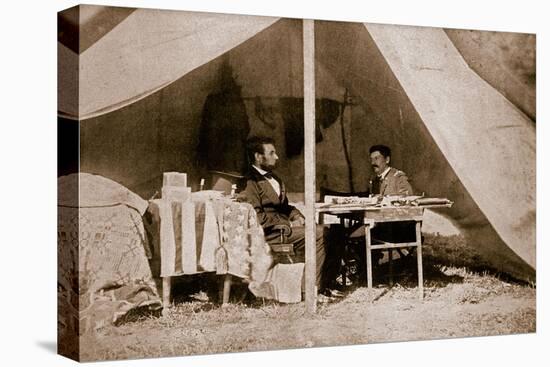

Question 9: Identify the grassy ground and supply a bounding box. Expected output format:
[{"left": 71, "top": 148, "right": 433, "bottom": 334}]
[{"left": 80, "top": 234, "right": 536, "bottom": 362}]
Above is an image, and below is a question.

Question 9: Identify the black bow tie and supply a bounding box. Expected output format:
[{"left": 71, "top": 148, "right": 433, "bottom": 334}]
[{"left": 263, "top": 172, "right": 274, "bottom": 179}]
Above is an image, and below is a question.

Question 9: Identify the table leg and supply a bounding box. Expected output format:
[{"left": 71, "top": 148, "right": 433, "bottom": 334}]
[
  {"left": 416, "top": 221, "right": 423, "bottom": 299},
  {"left": 388, "top": 250, "right": 394, "bottom": 287},
  {"left": 365, "top": 222, "right": 373, "bottom": 290},
  {"left": 162, "top": 276, "right": 171, "bottom": 309},
  {"left": 222, "top": 274, "right": 232, "bottom": 305},
  {"left": 340, "top": 217, "right": 347, "bottom": 287}
]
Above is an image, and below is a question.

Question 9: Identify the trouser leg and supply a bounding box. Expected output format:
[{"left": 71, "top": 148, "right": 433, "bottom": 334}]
[{"left": 320, "top": 225, "right": 345, "bottom": 290}]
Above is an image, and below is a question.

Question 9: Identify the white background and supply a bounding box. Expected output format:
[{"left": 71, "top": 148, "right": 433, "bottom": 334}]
[{"left": 0, "top": 0, "right": 547, "bottom": 365}]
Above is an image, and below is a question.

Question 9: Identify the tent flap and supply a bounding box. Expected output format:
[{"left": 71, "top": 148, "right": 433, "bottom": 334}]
[
  {"left": 73, "top": 8, "right": 279, "bottom": 119},
  {"left": 365, "top": 23, "right": 535, "bottom": 269}
]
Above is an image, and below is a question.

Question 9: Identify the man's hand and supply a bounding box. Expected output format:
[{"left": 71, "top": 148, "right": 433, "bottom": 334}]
[
  {"left": 273, "top": 224, "right": 292, "bottom": 237},
  {"left": 290, "top": 216, "right": 305, "bottom": 227}
]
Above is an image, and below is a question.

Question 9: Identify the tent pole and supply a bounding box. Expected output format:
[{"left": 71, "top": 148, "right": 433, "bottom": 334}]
[{"left": 303, "top": 19, "right": 316, "bottom": 314}]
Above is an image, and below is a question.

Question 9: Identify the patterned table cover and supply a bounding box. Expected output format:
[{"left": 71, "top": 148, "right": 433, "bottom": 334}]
[{"left": 147, "top": 198, "right": 273, "bottom": 294}]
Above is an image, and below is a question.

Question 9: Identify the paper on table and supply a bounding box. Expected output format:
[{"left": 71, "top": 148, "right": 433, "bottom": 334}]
[{"left": 324, "top": 195, "right": 378, "bottom": 205}]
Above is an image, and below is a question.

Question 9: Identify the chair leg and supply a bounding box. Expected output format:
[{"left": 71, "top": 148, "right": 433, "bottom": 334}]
[{"left": 341, "top": 244, "right": 347, "bottom": 287}]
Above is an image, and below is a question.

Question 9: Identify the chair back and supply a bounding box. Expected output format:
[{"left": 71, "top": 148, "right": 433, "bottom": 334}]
[{"left": 209, "top": 170, "right": 244, "bottom": 194}]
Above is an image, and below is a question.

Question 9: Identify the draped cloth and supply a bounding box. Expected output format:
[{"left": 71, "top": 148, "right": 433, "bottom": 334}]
[
  {"left": 147, "top": 198, "right": 274, "bottom": 295},
  {"left": 58, "top": 174, "right": 162, "bottom": 337},
  {"left": 61, "top": 9, "right": 279, "bottom": 120},
  {"left": 253, "top": 263, "right": 305, "bottom": 303}
]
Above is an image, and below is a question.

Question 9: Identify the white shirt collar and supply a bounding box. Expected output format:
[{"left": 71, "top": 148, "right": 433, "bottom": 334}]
[
  {"left": 379, "top": 166, "right": 391, "bottom": 180},
  {"left": 253, "top": 165, "right": 280, "bottom": 196},
  {"left": 252, "top": 165, "right": 269, "bottom": 176}
]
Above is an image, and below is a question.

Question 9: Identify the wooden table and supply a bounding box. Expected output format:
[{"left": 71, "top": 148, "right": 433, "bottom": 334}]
[{"left": 317, "top": 203, "right": 451, "bottom": 299}]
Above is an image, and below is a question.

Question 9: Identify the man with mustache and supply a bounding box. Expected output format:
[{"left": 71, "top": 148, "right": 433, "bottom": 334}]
[
  {"left": 240, "top": 136, "right": 344, "bottom": 301},
  {"left": 368, "top": 144, "right": 413, "bottom": 196},
  {"left": 348, "top": 145, "right": 416, "bottom": 278}
]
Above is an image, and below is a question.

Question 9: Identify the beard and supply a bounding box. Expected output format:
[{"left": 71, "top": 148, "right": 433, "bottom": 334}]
[{"left": 260, "top": 162, "right": 276, "bottom": 171}]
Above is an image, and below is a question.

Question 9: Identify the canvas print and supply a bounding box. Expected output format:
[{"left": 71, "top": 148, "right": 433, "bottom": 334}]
[{"left": 57, "top": 4, "right": 536, "bottom": 362}]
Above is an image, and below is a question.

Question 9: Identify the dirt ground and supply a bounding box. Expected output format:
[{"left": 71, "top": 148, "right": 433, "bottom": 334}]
[{"left": 79, "top": 235, "right": 536, "bottom": 362}]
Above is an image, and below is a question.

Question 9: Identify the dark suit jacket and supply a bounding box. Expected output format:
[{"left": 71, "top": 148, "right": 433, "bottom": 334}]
[{"left": 240, "top": 167, "right": 303, "bottom": 237}]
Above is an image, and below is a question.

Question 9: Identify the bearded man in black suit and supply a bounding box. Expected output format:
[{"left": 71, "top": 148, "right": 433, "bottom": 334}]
[{"left": 239, "top": 136, "right": 343, "bottom": 298}]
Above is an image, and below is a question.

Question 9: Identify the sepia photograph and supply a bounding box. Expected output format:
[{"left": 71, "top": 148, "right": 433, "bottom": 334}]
[
  {"left": 2, "top": 0, "right": 546, "bottom": 366},
  {"left": 56, "top": 3, "right": 536, "bottom": 362}
]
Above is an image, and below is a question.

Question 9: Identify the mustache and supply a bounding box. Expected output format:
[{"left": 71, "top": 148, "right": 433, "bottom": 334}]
[{"left": 372, "top": 164, "right": 379, "bottom": 168}]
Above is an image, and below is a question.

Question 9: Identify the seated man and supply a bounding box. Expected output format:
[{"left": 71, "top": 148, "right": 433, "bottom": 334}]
[
  {"left": 367, "top": 144, "right": 416, "bottom": 243},
  {"left": 239, "top": 136, "right": 343, "bottom": 298},
  {"left": 368, "top": 144, "right": 413, "bottom": 196},
  {"left": 347, "top": 144, "right": 416, "bottom": 276}
]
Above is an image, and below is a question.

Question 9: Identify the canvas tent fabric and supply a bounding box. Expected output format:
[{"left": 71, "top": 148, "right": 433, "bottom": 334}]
[
  {"left": 444, "top": 29, "right": 536, "bottom": 121},
  {"left": 316, "top": 20, "right": 535, "bottom": 279},
  {"left": 58, "top": 8, "right": 278, "bottom": 120},
  {"left": 58, "top": 6, "right": 535, "bottom": 281},
  {"left": 365, "top": 23, "right": 535, "bottom": 270}
]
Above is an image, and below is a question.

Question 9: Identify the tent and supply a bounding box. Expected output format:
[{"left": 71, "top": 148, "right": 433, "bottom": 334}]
[{"left": 58, "top": 5, "right": 536, "bottom": 281}]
